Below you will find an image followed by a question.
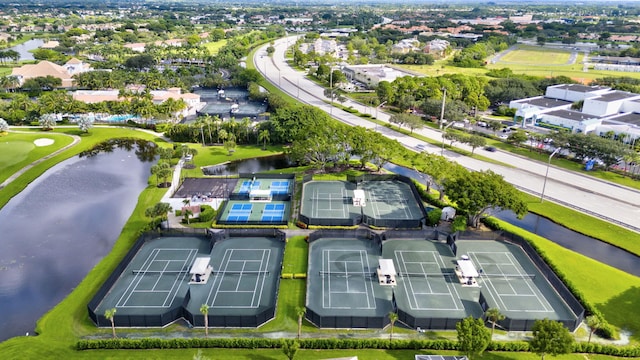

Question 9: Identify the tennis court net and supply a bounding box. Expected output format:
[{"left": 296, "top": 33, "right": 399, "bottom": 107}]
[
  {"left": 398, "top": 272, "right": 455, "bottom": 277},
  {"left": 131, "top": 270, "right": 189, "bottom": 275},
  {"left": 212, "top": 270, "right": 270, "bottom": 276},
  {"left": 480, "top": 273, "right": 536, "bottom": 280},
  {"left": 318, "top": 271, "right": 375, "bottom": 278}
]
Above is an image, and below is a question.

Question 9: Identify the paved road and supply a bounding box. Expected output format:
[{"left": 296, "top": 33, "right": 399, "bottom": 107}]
[{"left": 256, "top": 36, "right": 640, "bottom": 232}]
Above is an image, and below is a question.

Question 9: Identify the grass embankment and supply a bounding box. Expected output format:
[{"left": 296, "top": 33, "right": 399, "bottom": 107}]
[
  {"left": 0, "top": 127, "right": 168, "bottom": 209},
  {"left": 0, "top": 131, "right": 74, "bottom": 183}
]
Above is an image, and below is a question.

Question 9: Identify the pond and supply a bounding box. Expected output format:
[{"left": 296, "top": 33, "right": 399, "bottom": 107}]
[
  {"left": 0, "top": 140, "right": 156, "bottom": 341},
  {"left": 8, "top": 39, "right": 45, "bottom": 61},
  {"left": 202, "top": 154, "right": 294, "bottom": 176}
]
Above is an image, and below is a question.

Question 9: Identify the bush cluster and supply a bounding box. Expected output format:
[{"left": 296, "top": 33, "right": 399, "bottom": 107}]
[{"left": 76, "top": 338, "right": 639, "bottom": 356}]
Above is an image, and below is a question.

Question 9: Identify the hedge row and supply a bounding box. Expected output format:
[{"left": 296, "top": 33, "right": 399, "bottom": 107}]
[
  {"left": 482, "top": 218, "right": 618, "bottom": 339},
  {"left": 281, "top": 273, "right": 307, "bottom": 279},
  {"left": 75, "top": 338, "right": 640, "bottom": 356}
]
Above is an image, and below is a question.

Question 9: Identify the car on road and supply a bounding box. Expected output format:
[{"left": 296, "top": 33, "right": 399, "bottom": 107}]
[
  {"left": 484, "top": 146, "right": 497, "bottom": 152},
  {"left": 415, "top": 144, "right": 426, "bottom": 151}
]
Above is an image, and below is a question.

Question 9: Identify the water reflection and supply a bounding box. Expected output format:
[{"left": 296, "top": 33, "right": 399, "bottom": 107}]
[
  {"left": 495, "top": 211, "right": 640, "bottom": 277},
  {"left": 8, "top": 39, "right": 45, "bottom": 61},
  {"left": 0, "top": 144, "right": 155, "bottom": 341},
  {"left": 202, "top": 154, "right": 293, "bottom": 175}
]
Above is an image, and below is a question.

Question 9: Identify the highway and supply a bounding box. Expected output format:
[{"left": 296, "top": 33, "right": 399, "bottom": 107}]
[{"left": 254, "top": 36, "right": 640, "bottom": 233}]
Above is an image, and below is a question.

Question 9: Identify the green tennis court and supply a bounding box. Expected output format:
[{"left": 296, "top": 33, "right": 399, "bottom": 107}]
[
  {"left": 306, "top": 238, "right": 394, "bottom": 328},
  {"left": 91, "top": 235, "right": 284, "bottom": 328},
  {"left": 300, "top": 180, "right": 425, "bottom": 227}
]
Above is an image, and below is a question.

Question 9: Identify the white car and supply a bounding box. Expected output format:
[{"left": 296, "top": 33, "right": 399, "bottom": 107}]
[{"left": 499, "top": 134, "right": 509, "bottom": 139}]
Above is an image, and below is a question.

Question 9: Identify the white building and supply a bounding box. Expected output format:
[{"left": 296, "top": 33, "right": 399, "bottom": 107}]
[{"left": 509, "top": 84, "right": 640, "bottom": 143}]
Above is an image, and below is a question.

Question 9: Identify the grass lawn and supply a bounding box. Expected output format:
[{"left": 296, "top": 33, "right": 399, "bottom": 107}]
[
  {"left": 402, "top": 44, "right": 640, "bottom": 83},
  {"left": 179, "top": 143, "right": 284, "bottom": 178},
  {"left": 0, "top": 131, "right": 74, "bottom": 183},
  {"left": 498, "top": 45, "right": 572, "bottom": 65},
  {"left": 203, "top": 40, "right": 227, "bottom": 55}
]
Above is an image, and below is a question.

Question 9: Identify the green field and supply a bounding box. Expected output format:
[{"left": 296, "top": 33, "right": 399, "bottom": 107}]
[
  {"left": 498, "top": 45, "right": 572, "bottom": 65},
  {"left": 203, "top": 40, "right": 228, "bottom": 55},
  {"left": 402, "top": 44, "right": 640, "bottom": 83},
  {"left": 0, "top": 131, "right": 75, "bottom": 184}
]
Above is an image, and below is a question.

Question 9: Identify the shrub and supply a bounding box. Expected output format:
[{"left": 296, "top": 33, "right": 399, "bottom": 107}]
[
  {"left": 426, "top": 208, "right": 442, "bottom": 226},
  {"left": 293, "top": 273, "right": 306, "bottom": 279},
  {"left": 198, "top": 205, "right": 216, "bottom": 223}
]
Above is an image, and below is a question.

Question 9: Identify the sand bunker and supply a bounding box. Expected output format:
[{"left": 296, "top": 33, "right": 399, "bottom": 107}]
[{"left": 34, "top": 138, "right": 55, "bottom": 147}]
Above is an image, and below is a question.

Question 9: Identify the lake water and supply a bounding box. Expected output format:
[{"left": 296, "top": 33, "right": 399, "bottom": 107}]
[
  {"left": 9, "top": 39, "right": 45, "bottom": 61},
  {"left": 0, "top": 146, "right": 153, "bottom": 341}
]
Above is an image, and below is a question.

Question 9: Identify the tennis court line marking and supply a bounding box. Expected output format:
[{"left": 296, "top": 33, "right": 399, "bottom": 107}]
[
  {"left": 395, "top": 250, "right": 464, "bottom": 311},
  {"left": 367, "top": 187, "right": 411, "bottom": 219},
  {"left": 469, "top": 252, "right": 553, "bottom": 313},
  {"left": 206, "top": 248, "right": 271, "bottom": 308},
  {"left": 312, "top": 188, "right": 348, "bottom": 218},
  {"left": 322, "top": 249, "right": 376, "bottom": 310},
  {"left": 117, "top": 248, "right": 197, "bottom": 308}
]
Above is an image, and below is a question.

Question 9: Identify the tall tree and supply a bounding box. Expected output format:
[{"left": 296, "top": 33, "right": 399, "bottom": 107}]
[
  {"left": 485, "top": 307, "right": 505, "bottom": 337},
  {"left": 444, "top": 169, "right": 528, "bottom": 227},
  {"left": 200, "top": 304, "right": 209, "bottom": 337},
  {"left": 456, "top": 316, "right": 491, "bottom": 360},
  {"left": 530, "top": 319, "right": 574, "bottom": 360},
  {"left": 104, "top": 308, "right": 117, "bottom": 338}
]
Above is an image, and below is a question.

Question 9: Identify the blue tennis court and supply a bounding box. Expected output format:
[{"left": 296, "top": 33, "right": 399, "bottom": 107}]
[
  {"left": 227, "top": 203, "right": 253, "bottom": 221},
  {"left": 239, "top": 181, "right": 261, "bottom": 194},
  {"left": 270, "top": 181, "right": 290, "bottom": 195},
  {"left": 261, "top": 203, "right": 286, "bottom": 222}
]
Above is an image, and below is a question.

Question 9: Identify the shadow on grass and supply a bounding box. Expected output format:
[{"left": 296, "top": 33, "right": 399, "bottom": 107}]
[{"left": 597, "top": 286, "right": 640, "bottom": 342}]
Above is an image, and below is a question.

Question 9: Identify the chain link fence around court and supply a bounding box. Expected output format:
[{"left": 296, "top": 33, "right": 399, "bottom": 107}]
[
  {"left": 88, "top": 229, "right": 286, "bottom": 329},
  {"left": 300, "top": 174, "right": 426, "bottom": 228},
  {"left": 88, "top": 229, "right": 213, "bottom": 328},
  {"left": 450, "top": 230, "right": 585, "bottom": 331}
]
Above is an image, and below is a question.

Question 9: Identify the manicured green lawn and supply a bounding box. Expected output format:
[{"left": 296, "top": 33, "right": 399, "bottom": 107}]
[
  {"left": 499, "top": 46, "right": 571, "bottom": 65},
  {"left": 0, "top": 131, "right": 74, "bottom": 183},
  {"left": 203, "top": 40, "right": 228, "bottom": 55}
]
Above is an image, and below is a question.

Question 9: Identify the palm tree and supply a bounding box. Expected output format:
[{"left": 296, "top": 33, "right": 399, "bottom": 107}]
[
  {"left": 485, "top": 307, "right": 505, "bottom": 337},
  {"left": 388, "top": 312, "right": 398, "bottom": 341},
  {"left": 296, "top": 306, "right": 305, "bottom": 339},
  {"left": 200, "top": 304, "right": 209, "bottom": 337},
  {"left": 104, "top": 308, "right": 117, "bottom": 338},
  {"left": 258, "top": 129, "right": 270, "bottom": 150},
  {"left": 586, "top": 314, "right": 603, "bottom": 344}
]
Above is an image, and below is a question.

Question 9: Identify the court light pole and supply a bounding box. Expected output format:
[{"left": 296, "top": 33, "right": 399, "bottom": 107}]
[{"left": 540, "top": 147, "right": 561, "bottom": 202}]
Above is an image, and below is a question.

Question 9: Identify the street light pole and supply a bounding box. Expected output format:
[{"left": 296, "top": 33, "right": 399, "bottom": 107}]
[
  {"left": 375, "top": 101, "right": 387, "bottom": 120},
  {"left": 540, "top": 148, "right": 561, "bottom": 202}
]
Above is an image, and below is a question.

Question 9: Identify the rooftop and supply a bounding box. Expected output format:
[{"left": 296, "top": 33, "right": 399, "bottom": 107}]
[
  {"left": 543, "top": 109, "right": 600, "bottom": 122},
  {"left": 518, "top": 97, "right": 572, "bottom": 109}
]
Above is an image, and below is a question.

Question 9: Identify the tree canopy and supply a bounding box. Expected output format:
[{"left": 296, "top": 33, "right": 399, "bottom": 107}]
[
  {"left": 444, "top": 169, "right": 528, "bottom": 227},
  {"left": 530, "top": 319, "right": 574, "bottom": 360},
  {"left": 456, "top": 316, "right": 491, "bottom": 359}
]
